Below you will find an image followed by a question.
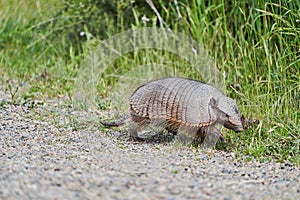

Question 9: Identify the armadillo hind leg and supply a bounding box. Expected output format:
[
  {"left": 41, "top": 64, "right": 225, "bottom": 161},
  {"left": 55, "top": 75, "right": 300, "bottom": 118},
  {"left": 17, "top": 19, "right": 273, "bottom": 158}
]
[
  {"left": 129, "top": 114, "right": 152, "bottom": 141},
  {"left": 128, "top": 122, "right": 145, "bottom": 141}
]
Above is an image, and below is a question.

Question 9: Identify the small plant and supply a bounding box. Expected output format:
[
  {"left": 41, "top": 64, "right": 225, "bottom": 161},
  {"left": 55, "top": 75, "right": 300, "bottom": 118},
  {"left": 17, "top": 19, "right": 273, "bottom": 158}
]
[
  {"left": 171, "top": 169, "right": 179, "bottom": 174},
  {"left": 6, "top": 80, "right": 23, "bottom": 104}
]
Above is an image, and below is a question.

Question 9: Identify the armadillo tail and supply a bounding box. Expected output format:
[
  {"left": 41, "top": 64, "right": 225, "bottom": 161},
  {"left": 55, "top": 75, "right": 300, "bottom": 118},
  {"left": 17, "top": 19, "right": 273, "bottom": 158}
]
[{"left": 100, "top": 113, "right": 130, "bottom": 127}]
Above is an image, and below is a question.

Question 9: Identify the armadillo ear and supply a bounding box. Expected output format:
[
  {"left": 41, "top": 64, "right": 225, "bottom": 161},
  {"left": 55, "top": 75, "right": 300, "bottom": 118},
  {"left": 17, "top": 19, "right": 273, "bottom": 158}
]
[
  {"left": 208, "top": 97, "right": 217, "bottom": 121},
  {"left": 209, "top": 97, "right": 217, "bottom": 107}
]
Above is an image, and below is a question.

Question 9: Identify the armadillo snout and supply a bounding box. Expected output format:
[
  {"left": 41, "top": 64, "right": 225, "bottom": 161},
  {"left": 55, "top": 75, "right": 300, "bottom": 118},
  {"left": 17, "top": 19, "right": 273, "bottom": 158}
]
[
  {"left": 224, "top": 119, "right": 243, "bottom": 132},
  {"left": 233, "top": 126, "right": 243, "bottom": 132}
]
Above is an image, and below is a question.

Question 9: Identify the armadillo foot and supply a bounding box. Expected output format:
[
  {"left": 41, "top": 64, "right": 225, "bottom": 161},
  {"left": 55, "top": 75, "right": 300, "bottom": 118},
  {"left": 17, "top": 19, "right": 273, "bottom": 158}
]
[
  {"left": 166, "top": 127, "right": 178, "bottom": 135},
  {"left": 129, "top": 135, "right": 145, "bottom": 142},
  {"left": 218, "top": 134, "right": 226, "bottom": 142}
]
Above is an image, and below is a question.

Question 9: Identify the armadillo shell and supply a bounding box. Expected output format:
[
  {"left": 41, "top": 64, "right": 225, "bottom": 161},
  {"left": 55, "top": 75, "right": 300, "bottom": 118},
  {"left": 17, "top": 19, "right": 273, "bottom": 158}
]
[{"left": 129, "top": 77, "right": 223, "bottom": 128}]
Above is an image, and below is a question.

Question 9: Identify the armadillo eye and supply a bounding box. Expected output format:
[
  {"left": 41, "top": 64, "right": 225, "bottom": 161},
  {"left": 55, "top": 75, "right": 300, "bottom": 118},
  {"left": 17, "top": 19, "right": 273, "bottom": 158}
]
[{"left": 234, "top": 107, "right": 238, "bottom": 113}]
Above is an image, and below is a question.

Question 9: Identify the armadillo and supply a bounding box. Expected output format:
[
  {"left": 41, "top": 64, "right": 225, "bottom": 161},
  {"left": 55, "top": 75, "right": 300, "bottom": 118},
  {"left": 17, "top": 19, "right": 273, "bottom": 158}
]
[{"left": 101, "top": 77, "right": 243, "bottom": 142}]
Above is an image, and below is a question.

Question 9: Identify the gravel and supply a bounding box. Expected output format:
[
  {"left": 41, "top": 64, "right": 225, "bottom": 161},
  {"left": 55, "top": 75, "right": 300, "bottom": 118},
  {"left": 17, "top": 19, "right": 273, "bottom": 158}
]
[{"left": 1, "top": 91, "right": 299, "bottom": 200}]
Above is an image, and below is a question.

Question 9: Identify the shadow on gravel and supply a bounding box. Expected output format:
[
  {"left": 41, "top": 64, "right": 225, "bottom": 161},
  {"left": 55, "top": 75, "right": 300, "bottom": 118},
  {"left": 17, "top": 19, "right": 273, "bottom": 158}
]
[
  {"left": 106, "top": 130, "right": 176, "bottom": 144},
  {"left": 106, "top": 130, "right": 233, "bottom": 150}
]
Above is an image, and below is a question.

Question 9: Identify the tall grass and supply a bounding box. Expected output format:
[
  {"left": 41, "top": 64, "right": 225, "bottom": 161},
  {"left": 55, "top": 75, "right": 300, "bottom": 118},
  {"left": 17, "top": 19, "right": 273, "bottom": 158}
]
[
  {"left": 0, "top": 0, "right": 299, "bottom": 164},
  {"left": 157, "top": 0, "right": 299, "bottom": 163}
]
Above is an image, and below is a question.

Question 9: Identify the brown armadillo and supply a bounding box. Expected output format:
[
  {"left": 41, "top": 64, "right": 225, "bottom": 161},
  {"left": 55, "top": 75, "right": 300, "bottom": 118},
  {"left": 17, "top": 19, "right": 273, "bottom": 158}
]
[{"left": 101, "top": 77, "right": 243, "bottom": 141}]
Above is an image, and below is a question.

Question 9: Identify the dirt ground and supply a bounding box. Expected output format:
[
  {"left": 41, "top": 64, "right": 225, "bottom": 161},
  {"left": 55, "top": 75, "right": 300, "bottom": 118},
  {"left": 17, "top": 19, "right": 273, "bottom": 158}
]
[{"left": 0, "top": 91, "right": 299, "bottom": 200}]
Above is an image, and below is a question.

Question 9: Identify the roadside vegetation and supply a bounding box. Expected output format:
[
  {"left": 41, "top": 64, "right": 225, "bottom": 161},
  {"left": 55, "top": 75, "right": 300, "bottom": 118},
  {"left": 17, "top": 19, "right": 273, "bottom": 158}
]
[{"left": 0, "top": 0, "right": 299, "bottom": 164}]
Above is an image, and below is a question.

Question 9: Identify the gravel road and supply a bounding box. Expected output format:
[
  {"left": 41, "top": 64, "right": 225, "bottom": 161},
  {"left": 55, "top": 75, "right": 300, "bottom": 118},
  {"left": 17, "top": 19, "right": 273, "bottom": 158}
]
[{"left": 1, "top": 91, "right": 299, "bottom": 200}]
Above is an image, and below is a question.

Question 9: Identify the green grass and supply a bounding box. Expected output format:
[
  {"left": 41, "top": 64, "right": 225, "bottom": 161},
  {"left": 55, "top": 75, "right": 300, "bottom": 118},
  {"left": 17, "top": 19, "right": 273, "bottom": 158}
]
[{"left": 0, "top": 0, "right": 299, "bottom": 164}]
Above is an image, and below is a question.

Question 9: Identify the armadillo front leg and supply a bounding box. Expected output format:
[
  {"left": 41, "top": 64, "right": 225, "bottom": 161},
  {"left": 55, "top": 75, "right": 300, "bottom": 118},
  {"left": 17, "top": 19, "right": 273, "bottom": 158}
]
[
  {"left": 207, "top": 126, "right": 226, "bottom": 142},
  {"left": 196, "top": 126, "right": 225, "bottom": 142}
]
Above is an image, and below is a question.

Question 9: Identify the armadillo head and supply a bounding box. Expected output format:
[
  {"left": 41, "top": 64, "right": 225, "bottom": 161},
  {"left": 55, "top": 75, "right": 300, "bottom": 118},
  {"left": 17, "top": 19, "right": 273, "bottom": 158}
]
[{"left": 209, "top": 96, "right": 243, "bottom": 132}]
